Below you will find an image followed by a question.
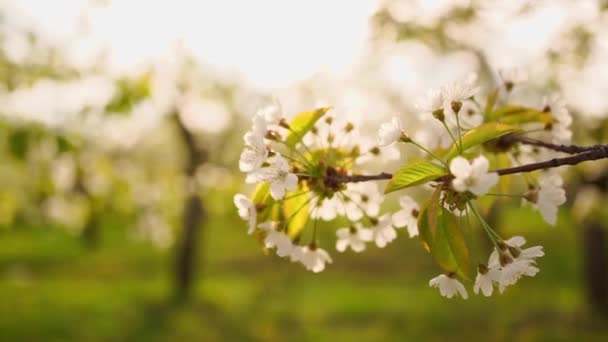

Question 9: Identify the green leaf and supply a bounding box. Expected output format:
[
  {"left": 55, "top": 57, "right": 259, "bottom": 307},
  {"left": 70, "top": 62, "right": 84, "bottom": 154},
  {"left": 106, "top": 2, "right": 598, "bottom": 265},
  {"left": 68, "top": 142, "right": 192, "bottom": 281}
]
[
  {"left": 284, "top": 107, "right": 330, "bottom": 148},
  {"left": 488, "top": 105, "right": 553, "bottom": 124},
  {"left": 384, "top": 161, "right": 448, "bottom": 194},
  {"left": 283, "top": 186, "right": 310, "bottom": 238},
  {"left": 445, "top": 123, "right": 521, "bottom": 160},
  {"left": 418, "top": 189, "right": 472, "bottom": 279}
]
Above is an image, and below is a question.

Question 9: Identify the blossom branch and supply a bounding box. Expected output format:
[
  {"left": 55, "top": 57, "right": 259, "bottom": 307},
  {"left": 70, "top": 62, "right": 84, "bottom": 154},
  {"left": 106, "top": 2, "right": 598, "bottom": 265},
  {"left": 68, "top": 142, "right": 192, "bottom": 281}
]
[
  {"left": 504, "top": 134, "right": 596, "bottom": 154},
  {"left": 329, "top": 144, "right": 608, "bottom": 184}
]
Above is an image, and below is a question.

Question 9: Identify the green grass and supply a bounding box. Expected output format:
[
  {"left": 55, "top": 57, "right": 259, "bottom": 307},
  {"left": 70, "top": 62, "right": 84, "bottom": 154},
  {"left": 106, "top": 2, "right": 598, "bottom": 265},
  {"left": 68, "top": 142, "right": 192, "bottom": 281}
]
[{"left": 0, "top": 204, "right": 607, "bottom": 341}]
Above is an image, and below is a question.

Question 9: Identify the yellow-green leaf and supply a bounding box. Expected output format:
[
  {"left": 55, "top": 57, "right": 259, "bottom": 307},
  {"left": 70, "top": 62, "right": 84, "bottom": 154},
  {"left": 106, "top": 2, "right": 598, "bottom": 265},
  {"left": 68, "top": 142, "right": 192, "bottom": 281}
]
[
  {"left": 284, "top": 107, "right": 330, "bottom": 148},
  {"left": 418, "top": 189, "right": 472, "bottom": 279},
  {"left": 445, "top": 123, "right": 521, "bottom": 160},
  {"left": 484, "top": 88, "right": 499, "bottom": 116},
  {"left": 488, "top": 105, "right": 553, "bottom": 124},
  {"left": 283, "top": 186, "right": 310, "bottom": 238},
  {"left": 384, "top": 161, "right": 448, "bottom": 194}
]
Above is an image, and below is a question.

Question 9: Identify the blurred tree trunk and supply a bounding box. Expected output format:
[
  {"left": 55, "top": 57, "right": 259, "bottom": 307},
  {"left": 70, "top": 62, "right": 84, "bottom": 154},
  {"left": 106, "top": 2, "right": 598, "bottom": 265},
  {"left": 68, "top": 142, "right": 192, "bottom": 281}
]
[
  {"left": 173, "top": 111, "right": 207, "bottom": 301},
  {"left": 75, "top": 164, "right": 99, "bottom": 248},
  {"left": 583, "top": 223, "right": 608, "bottom": 315}
]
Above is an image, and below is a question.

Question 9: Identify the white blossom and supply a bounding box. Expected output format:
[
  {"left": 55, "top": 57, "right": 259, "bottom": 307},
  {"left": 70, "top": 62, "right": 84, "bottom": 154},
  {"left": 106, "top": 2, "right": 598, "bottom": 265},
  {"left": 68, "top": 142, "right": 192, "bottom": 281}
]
[
  {"left": 239, "top": 115, "right": 268, "bottom": 173},
  {"left": 234, "top": 194, "right": 257, "bottom": 235},
  {"left": 446, "top": 100, "right": 483, "bottom": 130},
  {"left": 542, "top": 94, "right": 572, "bottom": 144},
  {"left": 488, "top": 236, "right": 544, "bottom": 293},
  {"left": 259, "top": 222, "right": 293, "bottom": 257},
  {"left": 429, "top": 274, "right": 468, "bottom": 299},
  {"left": 415, "top": 88, "right": 444, "bottom": 115},
  {"left": 473, "top": 267, "right": 500, "bottom": 297},
  {"left": 441, "top": 74, "right": 480, "bottom": 116},
  {"left": 392, "top": 196, "right": 420, "bottom": 238},
  {"left": 450, "top": 156, "right": 498, "bottom": 196},
  {"left": 532, "top": 173, "right": 566, "bottom": 226},
  {"left": 370, "top": 214, "right": 397, "bottom": 248},
  {"left": 257, "top": 155, "right": 298, "bottom": 200},
  {"left": 342, "top": 182, "right": 383, "bottom": 221},
  {"left": 498, "top": 68, "right": 528, "bottom": 90},
  {"left": 378, "top": 117, "right": 404, "bottom": 147},
  {"left": 299, "top": 246, "right": 333, "bottom": 273},
  {"left": 335, "top": 226, "right": 373, "bottom": 253},
  {"left": 310, "top": 196, "right": 342, "bottom": 221},
  {"left": 258, "top": 99, "right": 283, "bottom": 124}
]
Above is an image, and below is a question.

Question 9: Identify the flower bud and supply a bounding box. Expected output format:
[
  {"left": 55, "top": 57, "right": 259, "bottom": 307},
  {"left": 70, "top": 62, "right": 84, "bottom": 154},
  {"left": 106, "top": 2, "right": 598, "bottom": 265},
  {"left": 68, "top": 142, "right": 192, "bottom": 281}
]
[
  {"left": 432, "top": 109, "right": 445, "bottom": 122},
  {"left": 451, "top": 101, "right": 462, "bottom": 115}
]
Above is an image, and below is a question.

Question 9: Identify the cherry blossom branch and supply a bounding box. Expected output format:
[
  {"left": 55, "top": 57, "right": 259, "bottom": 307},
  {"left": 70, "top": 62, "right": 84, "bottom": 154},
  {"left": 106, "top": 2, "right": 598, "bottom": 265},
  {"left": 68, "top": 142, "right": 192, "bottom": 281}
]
[
  {"left": 504, "top": 134, "right": 596, "bottom": 154},
  {"left": 328, "top": 143, "right": 608, "bottom": 184}
]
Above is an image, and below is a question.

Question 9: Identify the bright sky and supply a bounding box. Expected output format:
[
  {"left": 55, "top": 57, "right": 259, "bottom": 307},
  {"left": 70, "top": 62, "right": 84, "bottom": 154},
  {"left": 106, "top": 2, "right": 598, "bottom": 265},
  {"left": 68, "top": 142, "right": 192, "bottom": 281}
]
[{"left": 8, "top": 0, "right": 380, "bottom": 89}]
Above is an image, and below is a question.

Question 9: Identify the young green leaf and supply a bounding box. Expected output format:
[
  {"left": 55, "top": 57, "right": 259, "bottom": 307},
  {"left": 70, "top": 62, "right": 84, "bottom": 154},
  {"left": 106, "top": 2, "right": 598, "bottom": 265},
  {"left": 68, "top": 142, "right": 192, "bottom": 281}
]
[
  {"left": 418, "top": 190, "right": 472, "bottom": 279},
  {"left": 488, "top": 105, "right": 553, "bottom": 124},
  {"left": 445, "top": 123, "right": 520, "bottom": 160},
  {"left": 284, "top": 107, "right": 330, "bottom": 148},
  {"left": 384, "top": 161, "right": 448, "bottom": 194},
  {"left": 283, "top": 186, "right": 310, "bottom": 238}
]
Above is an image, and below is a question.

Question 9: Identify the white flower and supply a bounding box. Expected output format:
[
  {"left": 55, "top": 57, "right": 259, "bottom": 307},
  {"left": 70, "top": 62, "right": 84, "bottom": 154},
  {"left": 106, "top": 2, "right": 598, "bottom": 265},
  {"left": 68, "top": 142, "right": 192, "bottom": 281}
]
[
  {"left": 473, "top": 267, "right": 500, "bottom": 297},
  {"left": 415, "top": 88, "right": 444, "bottom": 115},
  {"left": 239, "top": 115, "right": 268, "bottom": 173},
  {"left": 259, "top": 222, "right": 293, "bottom": 257},
  {"left": 450, "top": 156, "right": 498, "bottom": 196},
  {"left": 257, "top": 155, "right": 298, "bottom": 200},
  {"left": 258, "top": 99, "right": 283, "bottom": 124},
  {"left": 429, "top": 274, "right": 468, "bottom": 299},
  {"left": 289, "top": 245, "right": 306, "bottom": 263},
  {"left": 446, "top": 100, "right": 483, "bottom": 130},
  {"left": 239, "top": 146, "right": 268, "bottom": 174},
  {"left": 532, "top": 173, "right": 566, "bottom": 226},
  {"left": 498, "top": 68, "right": 528, "bottom": 90},
  {"left": 336, "top": 226, "right": 373, "bottom": 253},
  {"left": 378, "top": 117, "right": 405, "bottom": 147},
  {"left": 370, "top": 214, "right": 397, "bottom": 248},
  {"left": 234, "top": 194, "right": 257, "bottom": 235},
  {"left": 299, "top": 246, "right": 333, "bottom": 273},
  {"left": 310, "top": 196, "right": 342, "bottom": 221},
  {"left": 542, "top": 94, "right": 572, "bottom": 144},
  {"left": 441, "top": 74, "right": 480, "bottom": 116},
  {"left": 488, "top": 236, "right": 544, "bottom": 293},
  {"left": 342, "top": 182, "right": 383, "bottom": 221},
  {"left": 392, "top": 196, "right": 419, "bottom": 238}
]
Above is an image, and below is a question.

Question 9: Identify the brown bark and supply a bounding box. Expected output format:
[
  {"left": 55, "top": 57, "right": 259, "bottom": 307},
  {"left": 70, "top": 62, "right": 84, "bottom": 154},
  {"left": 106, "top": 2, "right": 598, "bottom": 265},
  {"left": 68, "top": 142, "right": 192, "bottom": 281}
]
[
  {"left": 173, "top": 111, "right": 207, "bottom": 301},
  {"left": 583, "top": 223, "right": 608, "bottom": 315}
]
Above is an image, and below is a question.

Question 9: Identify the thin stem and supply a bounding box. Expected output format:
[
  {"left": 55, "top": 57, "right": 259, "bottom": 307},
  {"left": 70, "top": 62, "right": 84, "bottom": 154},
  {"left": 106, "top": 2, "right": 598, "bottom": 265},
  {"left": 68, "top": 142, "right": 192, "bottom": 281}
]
[
  {"left": 286, "top": 125, "right": 316, "bottom": 157},
  {"left": 455, "top": 113, "right": 464, "bottom": 152},
  {"left": 441, "top": 121, "right": 461, "bottom": 154},
  {"left": 284, "top": 193, "right": 317, "bottom": 222},
  {"left": 410, "top": 140, "right": 449, "bottom": 168},
  {"left": 282, "top": 189, "right": 313, "bottom": 201},
  {"left": 467, "top": 202, "right": 500, "bottom": 245},
  {"left": 485, "top": 193, "right": 524, "bottom": 198}
]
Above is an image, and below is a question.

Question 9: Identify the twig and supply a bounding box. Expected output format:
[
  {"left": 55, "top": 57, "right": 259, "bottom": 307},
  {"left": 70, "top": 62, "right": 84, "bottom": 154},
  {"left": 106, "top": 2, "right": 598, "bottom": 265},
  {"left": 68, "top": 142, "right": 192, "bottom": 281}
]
[
  {"left": 328, "top": 144, "right": 608, "bottom": 184},
  {"left": 508, "top": 135, "right": 596, "bottom": 154}
]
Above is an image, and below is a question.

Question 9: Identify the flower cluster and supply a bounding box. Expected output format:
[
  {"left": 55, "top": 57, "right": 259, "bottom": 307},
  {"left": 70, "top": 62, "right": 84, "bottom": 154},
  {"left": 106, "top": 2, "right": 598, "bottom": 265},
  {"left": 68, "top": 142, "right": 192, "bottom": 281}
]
[
  {"left": 236, "top": 68, "right": 574, "bottom": 299},
  {"left": 235, "top": 104, "right": 418, "bottom": 273}
]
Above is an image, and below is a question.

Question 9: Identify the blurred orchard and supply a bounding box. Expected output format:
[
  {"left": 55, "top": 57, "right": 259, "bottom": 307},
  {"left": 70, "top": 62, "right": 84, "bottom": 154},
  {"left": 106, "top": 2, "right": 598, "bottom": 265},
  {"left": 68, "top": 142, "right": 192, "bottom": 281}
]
[{"left": 1, "top": 0, "right": 608, "bottom": 341}]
